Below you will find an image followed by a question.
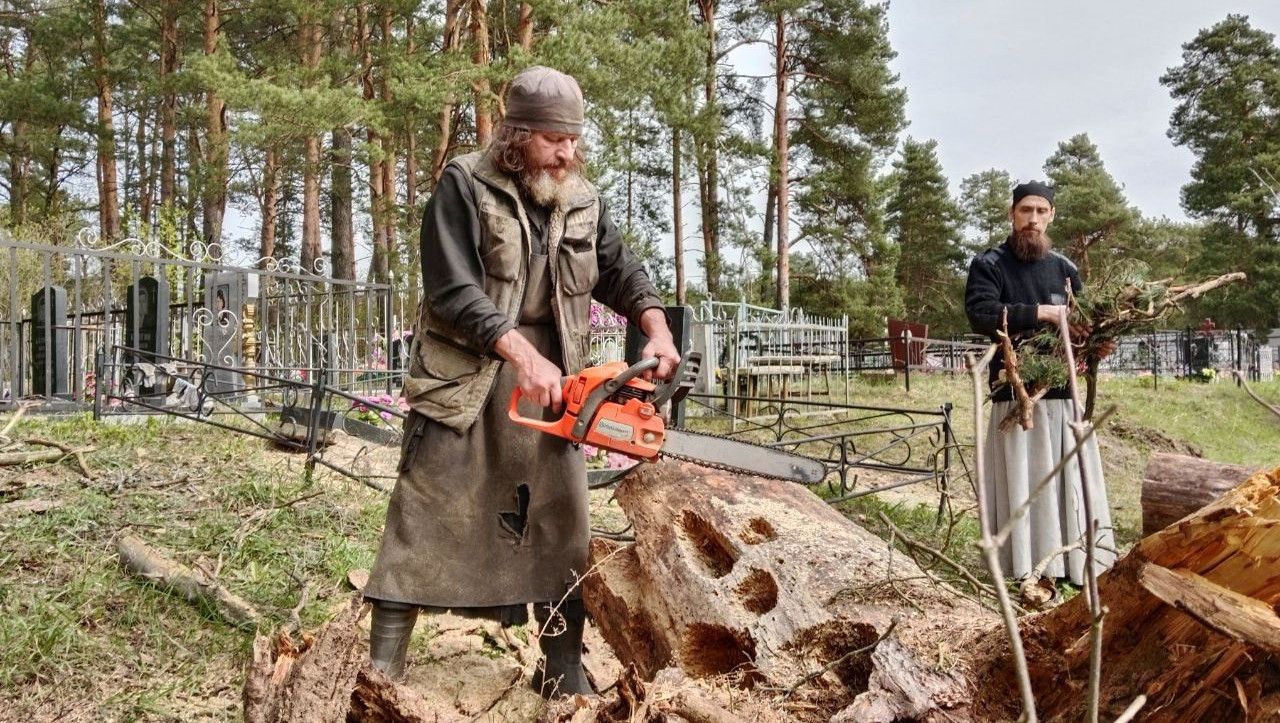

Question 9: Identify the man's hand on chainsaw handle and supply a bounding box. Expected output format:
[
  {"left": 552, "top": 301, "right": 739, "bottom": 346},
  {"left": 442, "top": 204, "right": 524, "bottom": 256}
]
[
  {"left": 638, "top": 307, "right": 680, "bottom": 381},
  {"left": 494, "top": 329, "right": 564, "bottom": 411}
]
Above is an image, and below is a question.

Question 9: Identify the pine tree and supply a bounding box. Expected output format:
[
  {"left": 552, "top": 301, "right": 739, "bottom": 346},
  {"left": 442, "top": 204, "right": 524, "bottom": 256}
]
[
  {"left": 886, "top": 138, "right": 965, "bottom": 334},
  {"left": 959, "top": 168, "right": 1012, "bottom": 254},
  {"left": 1043, "top": 133, "right": 1137, "bottom": 282},
  {"left": 1161, "top": 14, "right": 1280, "bottom": 330}
]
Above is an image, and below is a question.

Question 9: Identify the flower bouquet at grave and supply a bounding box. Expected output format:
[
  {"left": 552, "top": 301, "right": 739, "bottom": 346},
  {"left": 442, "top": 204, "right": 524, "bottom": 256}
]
[
  {"left": 582, "top": 443, "right": 636, "bottom": 472},
  {"left": 994, "top": 260, "right": 1246, "bottom": 431},
  {"left": 348, "top": 394, "right": 407, "bottom": 425}
]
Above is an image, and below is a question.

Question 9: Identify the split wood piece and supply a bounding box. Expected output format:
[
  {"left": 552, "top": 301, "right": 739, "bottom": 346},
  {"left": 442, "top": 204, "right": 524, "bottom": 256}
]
[
  {"left": 1140, "top": 452, "right": 1256, "bottom": 535},
  {"left": 115, "top": 533, "right": 261, "bottom": 628},
  {"left": 585, "top": 460, "right": 992, "bottom": 722},
  {"left": 1024, "top": 466, "right": 1280, "bottom": 722},
  {"left": 242, "top": 597, "right": 452, "bottom": 723},
  {"left": 537, "top": 665, "right": 780, "bottom": 723},
  {"left": 1139, "top": 563, "right": 1280, "bottom": 655}
]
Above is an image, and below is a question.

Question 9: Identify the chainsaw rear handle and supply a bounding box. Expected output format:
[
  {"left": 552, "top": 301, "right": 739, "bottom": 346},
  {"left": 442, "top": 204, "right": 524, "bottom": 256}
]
[
  {"left": 506, "top": 375, "right": 572, "bottom": 434},
  {"left": 507, "top": 357, "right": 660, "bottom": 438}
]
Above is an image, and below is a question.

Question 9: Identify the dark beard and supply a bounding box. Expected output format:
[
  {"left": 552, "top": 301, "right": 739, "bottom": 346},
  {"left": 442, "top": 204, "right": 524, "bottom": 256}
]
[{"left": 1011, "top": 229, "right": 1051, "bottom": 261}]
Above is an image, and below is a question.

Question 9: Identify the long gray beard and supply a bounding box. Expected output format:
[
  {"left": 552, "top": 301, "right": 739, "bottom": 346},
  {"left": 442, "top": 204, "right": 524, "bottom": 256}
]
[
  {"left": 521, "top": 168, "right": 581, "bottom": 210},
  {"left": 1011, "top": 229, "right": 1052, "bottom": 261}
]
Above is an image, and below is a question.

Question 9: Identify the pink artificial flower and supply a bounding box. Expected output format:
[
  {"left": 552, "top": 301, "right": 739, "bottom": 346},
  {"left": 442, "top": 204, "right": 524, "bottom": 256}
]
[{"left": 606, "top": 452, "right": 636, "bottom": 469}]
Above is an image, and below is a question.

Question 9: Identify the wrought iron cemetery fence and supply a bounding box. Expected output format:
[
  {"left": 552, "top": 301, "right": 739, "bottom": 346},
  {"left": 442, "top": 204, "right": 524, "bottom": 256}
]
[{"left": 0, "top": 231, "right": 397, "bottom": 409}]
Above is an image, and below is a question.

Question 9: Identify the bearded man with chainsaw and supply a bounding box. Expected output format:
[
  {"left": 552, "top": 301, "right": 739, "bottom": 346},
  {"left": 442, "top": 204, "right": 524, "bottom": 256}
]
[
  {"left": 365, "top": 66, "right": 679, "bottom": 696},
  {"left": 964, "top": 180, "right": 1115, "bottom": 590}
]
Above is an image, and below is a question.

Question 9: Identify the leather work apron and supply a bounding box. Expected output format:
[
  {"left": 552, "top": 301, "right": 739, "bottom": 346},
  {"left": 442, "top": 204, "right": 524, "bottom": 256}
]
[{"left": 364, "top": 251, "right": 590, "bottom": 620}]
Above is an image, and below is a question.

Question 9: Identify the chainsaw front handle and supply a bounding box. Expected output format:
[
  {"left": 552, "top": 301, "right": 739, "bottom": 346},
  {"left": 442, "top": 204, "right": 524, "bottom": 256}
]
[{"left": 570, "top": 358, "right": 658, "bottom": 439}]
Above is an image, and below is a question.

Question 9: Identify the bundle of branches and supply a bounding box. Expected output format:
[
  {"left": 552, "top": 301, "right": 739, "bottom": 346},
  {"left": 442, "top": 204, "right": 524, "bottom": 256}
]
[{"left": 995, "top": 261, "right": 1246, "bottom": 431}]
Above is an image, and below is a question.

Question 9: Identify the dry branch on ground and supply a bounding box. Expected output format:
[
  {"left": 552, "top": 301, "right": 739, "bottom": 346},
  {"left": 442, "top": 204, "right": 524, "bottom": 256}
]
[{"left": 115, "top": 533, "right": 261, "bottom": 628}]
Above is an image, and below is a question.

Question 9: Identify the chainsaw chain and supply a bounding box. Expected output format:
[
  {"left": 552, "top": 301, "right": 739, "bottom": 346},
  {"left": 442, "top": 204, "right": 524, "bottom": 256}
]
[{"left": 659, "top": 428, "right": 821, "bottom": 483}]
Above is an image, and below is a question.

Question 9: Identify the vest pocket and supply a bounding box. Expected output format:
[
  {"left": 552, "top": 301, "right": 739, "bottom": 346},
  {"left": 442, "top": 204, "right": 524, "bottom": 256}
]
[
  {"left": 480, "top": 210, "right": 521, "bottom": 282},
  {"left": 419, "top": 331, "right": 485, "bottom": 380},
  {"left": 557, "top": 233, "right": 598, "bottom": 295}
]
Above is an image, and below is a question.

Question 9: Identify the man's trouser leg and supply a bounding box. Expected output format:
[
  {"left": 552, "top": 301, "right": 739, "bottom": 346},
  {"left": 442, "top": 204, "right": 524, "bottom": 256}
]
[
  {"left": 369, "top": 599, "right": 419, "bottom": 681},
  {"left": 531, "top": 599, "right": 592, "bottom": 697}
]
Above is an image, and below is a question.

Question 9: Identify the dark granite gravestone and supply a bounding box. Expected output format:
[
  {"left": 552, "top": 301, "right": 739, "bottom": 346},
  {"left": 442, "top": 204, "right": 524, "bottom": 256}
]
[
  {"left": 312, "top": 333, "right": 337, "bottom": 386},
  {"left": 31, "top": 286, "right": 69, "bottom": 398},
  {"left": 126, "top": 276, "right": 171, "bottom": 362}
]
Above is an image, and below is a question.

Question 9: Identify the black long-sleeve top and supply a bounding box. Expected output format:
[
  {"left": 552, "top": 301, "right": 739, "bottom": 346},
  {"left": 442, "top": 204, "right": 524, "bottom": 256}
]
[{"left": 965, "top": 238, "right": 1083, "bottom": 401}]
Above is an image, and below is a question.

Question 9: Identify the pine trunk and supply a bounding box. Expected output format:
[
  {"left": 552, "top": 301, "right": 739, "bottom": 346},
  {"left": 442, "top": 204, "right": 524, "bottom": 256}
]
[
  {"left": 202, "top": 0, "right": 227, "bottom": 256},
  {"left": 93, "top": 0, "right": 120, "bottom": 240},
  {"left": 773, "top": 12, "right": 790, "bottom": 311}
]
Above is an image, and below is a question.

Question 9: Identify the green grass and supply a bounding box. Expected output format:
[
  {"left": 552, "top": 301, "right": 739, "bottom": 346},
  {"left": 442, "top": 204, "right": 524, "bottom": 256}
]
[{"left": 0, "top": 413, "right": 388, "bottom": 720}]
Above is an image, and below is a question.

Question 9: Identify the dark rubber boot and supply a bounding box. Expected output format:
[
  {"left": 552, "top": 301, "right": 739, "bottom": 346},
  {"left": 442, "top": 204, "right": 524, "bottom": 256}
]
[
  {"left": 369, "top": 599, "right": 419, "bottom": 681},
  {"left": 531, "top": 599, "right": 593, "bottom": 698}
]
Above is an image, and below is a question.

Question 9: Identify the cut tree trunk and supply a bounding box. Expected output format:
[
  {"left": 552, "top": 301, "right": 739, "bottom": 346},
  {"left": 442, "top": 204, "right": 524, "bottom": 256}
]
[
  {"left": 585, "top": 461, "right": 997, "bottom": 722},
  {"left": 585, "top": 460, "right": 1280, "bottom": 722},
  {"left": 1141, "top": 452, "right": 1256, "bottom": 535}
]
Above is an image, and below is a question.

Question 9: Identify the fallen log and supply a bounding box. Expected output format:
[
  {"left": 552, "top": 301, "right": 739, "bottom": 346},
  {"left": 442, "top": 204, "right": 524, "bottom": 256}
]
[
  {"left": 585, "top": 460, "right": 1280, "bottom": 722},
  {"left": 1141, "top": 452, "right": 1255, "bottom": 534},
  {"left": 115, "top": 533, "right": 261, "bottom": 628}
]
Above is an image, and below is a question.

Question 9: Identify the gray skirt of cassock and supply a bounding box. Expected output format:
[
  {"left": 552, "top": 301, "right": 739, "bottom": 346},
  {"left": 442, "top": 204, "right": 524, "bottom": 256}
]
[
  {"left": 983, "top": 399, "right": 1116, "bottom": 586},
  {"left": 364, "top": 323, "right": 589, "bottom": 615}
]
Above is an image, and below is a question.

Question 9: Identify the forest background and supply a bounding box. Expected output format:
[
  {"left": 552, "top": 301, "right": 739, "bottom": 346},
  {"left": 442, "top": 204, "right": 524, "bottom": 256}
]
[{"left": 1, "top": 0, "right": 1279, "bottom": 339}]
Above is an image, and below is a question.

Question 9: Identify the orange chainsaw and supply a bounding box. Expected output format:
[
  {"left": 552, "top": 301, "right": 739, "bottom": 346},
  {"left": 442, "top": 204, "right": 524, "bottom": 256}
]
[{"left": 507, "top": 352, "right": 826, "bottom": 483}]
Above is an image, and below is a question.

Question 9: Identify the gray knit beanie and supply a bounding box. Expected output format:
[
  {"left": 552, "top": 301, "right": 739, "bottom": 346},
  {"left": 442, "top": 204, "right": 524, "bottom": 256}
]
[{"left": 503, "top": 66, "right": 584, "bottom": 135}]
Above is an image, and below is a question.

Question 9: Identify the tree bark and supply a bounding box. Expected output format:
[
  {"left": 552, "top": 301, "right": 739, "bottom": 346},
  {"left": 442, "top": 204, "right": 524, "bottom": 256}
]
[
  {"left": 92, "top": 0, "right": 121, "bottom": 241},
  {"left": 585, "top": 460, "right": 1280, "bottom": 722},
  {"left": 673, "top": 127, "right": 686, "bottom": 306},
  {"left": 298, "top": 16, "right": 323, "bottom": 275},
  {"left": 469, "top": 0, "right": 493, "bottom": 147},
  {"left": 330, "top": 127, "right": 355, "bottom": 280},
  {"left": 258, "top": 145, "right": 280, "bottom": 267},
  {"left": 773, "top": 11, "right": 790, "bottom": 311},
  {"left": 695, "top": 0, "right": 719, "bottom": 297},
  {"left": 201, "top": 0, "right": 227, "bottom": 257},
  {"left": 517, "top": 2, "right": 534, "bottom": 49},
  {"left": 429, "top": 0, "right": 466, "bottom": 183},
  {"left": 159, "top": 0, "right": 179, "bottom": 210},
  {"left": 1141, "top": 452, "right": 1255, "bottom": 535}
]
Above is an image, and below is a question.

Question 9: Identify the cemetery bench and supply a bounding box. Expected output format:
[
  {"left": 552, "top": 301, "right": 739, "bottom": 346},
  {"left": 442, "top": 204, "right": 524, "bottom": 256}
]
[{"left": 732, "top": 353, "right": 842, "bottom": 415}]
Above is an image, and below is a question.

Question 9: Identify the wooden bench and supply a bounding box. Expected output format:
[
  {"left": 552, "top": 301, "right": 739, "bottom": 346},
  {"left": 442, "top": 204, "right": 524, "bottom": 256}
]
[{"left": 732, "top": 354, "right": 842, "bottom": 414}]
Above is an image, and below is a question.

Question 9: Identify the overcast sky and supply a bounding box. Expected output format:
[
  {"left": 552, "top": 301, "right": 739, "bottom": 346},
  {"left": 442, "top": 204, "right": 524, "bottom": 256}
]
[{"left": 884, "top": 1, "right": 1280, "bottom": 222}]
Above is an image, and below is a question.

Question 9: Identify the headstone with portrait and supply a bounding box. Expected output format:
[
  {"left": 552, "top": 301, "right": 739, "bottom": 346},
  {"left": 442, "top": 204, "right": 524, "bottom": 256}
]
[{"left": 201, "top": 271, "right": 259, "bottom": 394}]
